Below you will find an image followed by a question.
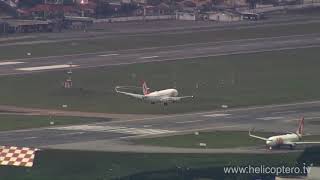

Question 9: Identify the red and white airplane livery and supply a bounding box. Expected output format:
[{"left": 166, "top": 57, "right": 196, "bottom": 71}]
[
  {"left": 249, "top": 117, "right": 320, "bottom": 150},
  {"left": 115, "top": 81, "right": 194, "bottom": 106}
]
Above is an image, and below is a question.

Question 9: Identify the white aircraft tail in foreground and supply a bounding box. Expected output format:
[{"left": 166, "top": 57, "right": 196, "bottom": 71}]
[
  {"left": 115, "top": 81, "right": 194, "bottom": 106},
  {"left": 249, "top": 117, "right": 320, "bottom": 150}
]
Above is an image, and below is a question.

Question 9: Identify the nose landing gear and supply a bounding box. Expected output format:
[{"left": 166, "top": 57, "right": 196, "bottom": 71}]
[{"left": 289, "top": 145, "right": 295, "bottom": 150}]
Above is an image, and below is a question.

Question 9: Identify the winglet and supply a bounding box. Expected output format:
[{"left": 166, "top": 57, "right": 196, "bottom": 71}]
[
  {"left": 249, "top": 128, "right": 255, "bottom": 136},
  {"left": 296, "top": 117, "right": 304, "bottom": 137},
  {"left": 142, "top": 81, "right": 150, "bottom": 95},
  {"left": 115, "top": 86, "right": 120, "bottom": 92}
]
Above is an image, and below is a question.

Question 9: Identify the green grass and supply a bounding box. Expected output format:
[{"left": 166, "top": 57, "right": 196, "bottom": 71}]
[
  {"left": 1, "top": 21, "right": 320, "bottom": 59},
  {"left": 0, "top": 149, "right": 301, "bottom": 180},
  {"left": 0, "top": 47, "right": 320, "bottom": 114},
  {"left": 133, "top": 131, "right": 320, "bottom": 149},
  {"left": 0, "top": 114, "right": 110, "bottom": 131}
]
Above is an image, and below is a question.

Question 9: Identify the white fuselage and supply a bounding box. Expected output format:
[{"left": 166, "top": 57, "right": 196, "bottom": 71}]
[
  {"left": 266, "top": 134, "right": 300, "bottom": 147},
  {"left": 144, "top": 89, "right": 178, "bottom": 102}
]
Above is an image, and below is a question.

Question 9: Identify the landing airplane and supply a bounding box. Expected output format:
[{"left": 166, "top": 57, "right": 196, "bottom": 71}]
[
  {"left": 115, "top": 81, "right": 194, "bottom": 106},
  {"left": 249, "top": 117, "right": 320, "bottom": 150}
]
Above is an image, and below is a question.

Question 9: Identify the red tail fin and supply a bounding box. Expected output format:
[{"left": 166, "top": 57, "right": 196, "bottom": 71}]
[
  {"left": 296, "top": 117, "right": 304, "bottom": 136},
  {"left": 142, "top": 81, "right": 150, "bottom": 95}
]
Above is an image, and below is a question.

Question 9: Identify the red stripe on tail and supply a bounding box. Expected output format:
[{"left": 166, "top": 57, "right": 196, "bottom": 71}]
[
  {"left": 142, "top": 81, "right": 150, "bottom": 95},
  {"left": 296, "top": 117, "right": 304, "bottom": 136}
]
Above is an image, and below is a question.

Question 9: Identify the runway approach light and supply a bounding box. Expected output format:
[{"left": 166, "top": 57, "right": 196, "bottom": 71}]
[
  {"left": 221, "top": 105, "right": 228, "bottom": 108},
  {"left": 50, "top": 121, "right": 55, "bottom": 125},
  {"left": 27, "top": 52, "right": 31, "bottom": 56},
  {"left": 63, "top": 62, "right": 73, "bottom": 89},
  {"left": 199, "top": 143, "right": 207, "bottom": 147},
  {"left": 62, "top": 104, "right": 68, "bottom": 108},
  {"left": 194, "top": 132, "right": 199, "bottom": 135}
]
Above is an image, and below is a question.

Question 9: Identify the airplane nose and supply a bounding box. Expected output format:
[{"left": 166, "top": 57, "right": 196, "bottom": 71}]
[
  {"left": 174, "top": 90, "right": 178, "bottom": 96},
  {"left": 266, "top": 140, "right": 272, "bottom": 146}
]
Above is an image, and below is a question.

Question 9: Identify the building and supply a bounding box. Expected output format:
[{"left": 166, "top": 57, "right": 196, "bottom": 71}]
[
  {"left": 19, "top": 4, "right": 79, "bottom": 17},
  {"left": 1, "top": 19, "right": 54, "bottom": 33},
  {"left": 136, "top": 3, "right": 171, "bottom": 16},
  {"left": 177, "top": 0, "right": 196, "bottom": 11},
  {"left": 121, "top": 0, "right": 132, "bottom": 3},
  {"left": 0, "top": 0, "right": 17, "bottom": 17},
  {"left": 176, "top": 11, "right": 196, "bottom": 20},
  {"left": 223, "top": 0, "right": 247, "bottom": 6},
  {"left": 207, "top": 11, "right": 242, "bottom": 21},
  {"left": 133, "top": 0, "right": 148, "bottom": 4},
  {"left": 157, "top": 3, "right": 171, "bottom": 15},
  {"left": 0, "top": 21, "right": 9, "bottom": 34},
  {"left": 44, "top": 0, "right": 64, "bottom": 4}
]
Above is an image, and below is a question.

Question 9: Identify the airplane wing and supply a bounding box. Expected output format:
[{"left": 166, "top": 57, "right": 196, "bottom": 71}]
[
  {"left": 249, "top": 130, "right": 268, "bottom": 141},
  {"left": 115, "top": 87, "right": 144, "bottom": 99},
  {"left": 160, "top": 96, "right": 194, "bottom": 102}
]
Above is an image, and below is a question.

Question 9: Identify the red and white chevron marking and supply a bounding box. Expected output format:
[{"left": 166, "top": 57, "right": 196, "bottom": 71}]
[{"left": 0, "top": 146, "right": 39, "bottom": 167}]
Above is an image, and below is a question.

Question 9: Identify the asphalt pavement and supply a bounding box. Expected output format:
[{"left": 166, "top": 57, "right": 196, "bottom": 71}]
[
  {"left": 0, "top": 33, "right": 319, "bottom": 76},
  {"left": 0, "top": 101, "right": 319, "bottom": 153}
]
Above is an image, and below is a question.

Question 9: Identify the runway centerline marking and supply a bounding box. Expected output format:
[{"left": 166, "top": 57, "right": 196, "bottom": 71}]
[
  {"left": 256, "top": 116, "right": 284, "bottom": 121},
  {"left": 203, "top": 113, "right": 231, "bottom": 117},
  {"left": 16, "top": 64, "right": 79, "bottom": 71},
  {"left": 99, "top": 54, "right": 119, "bottom": 57},
  {"left": 175, "top": 120, "right": 205, "bottom": 124},
  {"left": 0, "top": 62, "right": 25, "bottom": 66},
  {"left": 140, "top": 56, "right": 159, "bottom": 59}
]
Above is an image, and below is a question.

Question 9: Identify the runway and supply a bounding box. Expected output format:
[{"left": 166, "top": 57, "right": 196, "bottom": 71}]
[
  {"left": 0, "top": 100, "right": 320, "bottom": 153},
  {"left": 1, "top": 33, "right": 320, "bottom": 76},
  {"left": 0, "top": 17, "right": 320, "bottom": 153}
]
